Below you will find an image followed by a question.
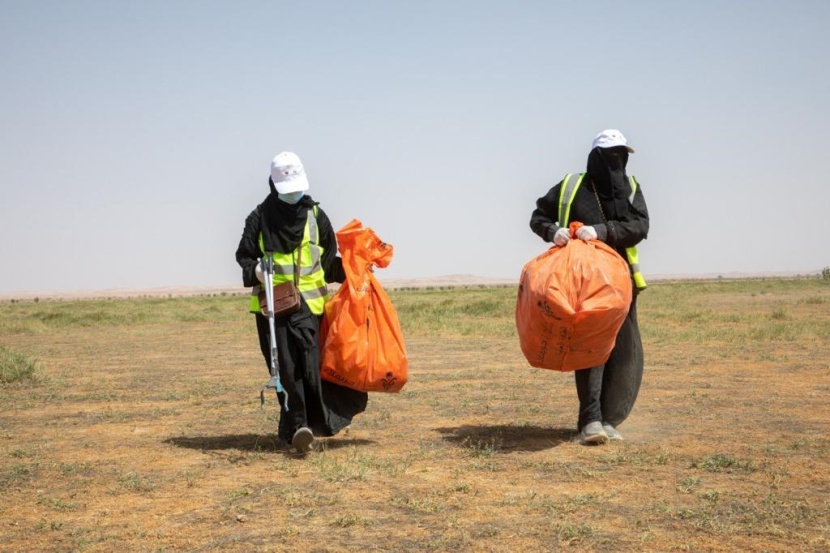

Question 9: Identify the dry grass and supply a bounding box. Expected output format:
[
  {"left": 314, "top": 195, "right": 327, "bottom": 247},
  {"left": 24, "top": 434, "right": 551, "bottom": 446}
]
[{"left": 1, "top": 278, "right": 829, "bottom": 552}]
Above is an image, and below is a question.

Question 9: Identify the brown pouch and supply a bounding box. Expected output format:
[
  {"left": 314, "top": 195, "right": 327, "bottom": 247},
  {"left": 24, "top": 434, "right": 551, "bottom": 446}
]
[
  {"left": 259, "top": 246, "right": 303, "bottom": 317},
  {"left": 260, "top": 281, "right": 301, "bottom": 317}
]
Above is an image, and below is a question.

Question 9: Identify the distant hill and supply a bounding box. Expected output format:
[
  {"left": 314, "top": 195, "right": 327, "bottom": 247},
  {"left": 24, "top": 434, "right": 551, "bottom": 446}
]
[{"left": 0, "top": 270, "right": 822, "bottom": 301}]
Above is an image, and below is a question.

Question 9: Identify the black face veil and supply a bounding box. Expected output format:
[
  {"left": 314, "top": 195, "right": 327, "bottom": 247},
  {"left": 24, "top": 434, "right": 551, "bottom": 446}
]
[
  {"left": 586, "top": 146, "right": 632, "bottom": 220},
  {"left": 260, "top": 177, "right": 313, "bottom": 253}
]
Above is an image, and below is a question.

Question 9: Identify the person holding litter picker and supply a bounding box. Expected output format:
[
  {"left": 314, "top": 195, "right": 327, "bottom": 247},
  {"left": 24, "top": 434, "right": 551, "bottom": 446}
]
[
  {"left": 235, "top": 151, "right": 367, "bottom": 453},
  {"left": 529, "top": 130, "right": 650, "bottom": 445}
]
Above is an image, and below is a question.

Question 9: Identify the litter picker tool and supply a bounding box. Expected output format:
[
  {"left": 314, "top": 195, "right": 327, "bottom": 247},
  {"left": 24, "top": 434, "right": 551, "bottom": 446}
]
[{"left": 259, "top": 255, "right": 289, "bottom": 412}]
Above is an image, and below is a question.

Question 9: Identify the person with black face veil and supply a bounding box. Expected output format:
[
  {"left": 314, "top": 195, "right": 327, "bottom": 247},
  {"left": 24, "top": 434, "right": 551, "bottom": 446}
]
[
  {"left": 529, "top": 130, "right": 650, "bottom": 445},
  {"left": 236, "top": 151, "right": 367, "bottom": 453}
]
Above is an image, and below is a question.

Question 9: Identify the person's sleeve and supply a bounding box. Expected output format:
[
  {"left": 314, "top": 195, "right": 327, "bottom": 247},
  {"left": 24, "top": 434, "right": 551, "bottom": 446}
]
[
  {"left": 604, "top": 180, "right": 650, "bottom": 249},
  {"left": 316, "top": 208, "right": 346, "bottom": 284},
  {"left": 529, "top": 182, "right": 563, "bottom": 242},
  {"left": 235, "top": 206, "right": 262, "bottom": 288}
]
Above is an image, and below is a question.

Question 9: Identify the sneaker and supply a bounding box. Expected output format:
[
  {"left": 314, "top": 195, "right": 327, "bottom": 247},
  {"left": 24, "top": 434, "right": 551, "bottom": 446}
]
[
  {"left": 602, "top": 423, "right": 623, "bottom": 441},
  {"left": 579, "top": 421, "right": 608, "bottom": 445},
  {"left": 292, "top": 427, "right": 314, "bottom": 453}
]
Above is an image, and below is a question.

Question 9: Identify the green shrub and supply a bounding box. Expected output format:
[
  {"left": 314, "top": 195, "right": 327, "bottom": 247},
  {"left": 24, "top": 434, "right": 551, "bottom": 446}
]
[{"left": 0, "top": 346, "right": 39, "bottom": 384}]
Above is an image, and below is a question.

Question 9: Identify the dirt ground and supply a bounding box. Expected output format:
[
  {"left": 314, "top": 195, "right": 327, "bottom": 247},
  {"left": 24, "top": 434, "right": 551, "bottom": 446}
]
[{"left": 1, "top": 280, "right": 828, "bottom": 552}]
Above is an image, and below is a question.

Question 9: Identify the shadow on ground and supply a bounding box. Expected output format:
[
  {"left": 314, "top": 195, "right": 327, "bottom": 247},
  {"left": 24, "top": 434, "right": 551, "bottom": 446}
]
[
  {"left": 436, "top": 424, "right": 574, "bottom": 452},
  {"left": 165, "top": 434, "right": 374, "bottom": 453}
]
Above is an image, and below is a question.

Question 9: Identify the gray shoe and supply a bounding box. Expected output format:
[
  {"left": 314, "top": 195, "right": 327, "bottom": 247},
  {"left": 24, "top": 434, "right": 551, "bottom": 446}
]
[
  {"left": 602, "top": 423, "right": 623, "bottom": 441},
  {"left": 292, "top": 427, "right": 314, "bottom": 453},
  {"left": 579, "top": 421, "right": 608, "bottom": 445}
]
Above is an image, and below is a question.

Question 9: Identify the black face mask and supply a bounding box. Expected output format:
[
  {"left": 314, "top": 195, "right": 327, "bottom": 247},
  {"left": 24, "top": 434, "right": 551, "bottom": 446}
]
[
  {"left": 598, "top": 147, "right": 628, "bottom": 171},
  {"left": 587, "top": 147, "right": 629, "bottom": 198}
]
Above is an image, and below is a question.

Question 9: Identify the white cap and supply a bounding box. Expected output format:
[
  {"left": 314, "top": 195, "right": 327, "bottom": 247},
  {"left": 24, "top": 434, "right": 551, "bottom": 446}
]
[
  {"left": 592, "top": 129, "right": 635, "bottom": 153},
  {"left": 270, "top": 151, "right": 310, "bottom": 194}
]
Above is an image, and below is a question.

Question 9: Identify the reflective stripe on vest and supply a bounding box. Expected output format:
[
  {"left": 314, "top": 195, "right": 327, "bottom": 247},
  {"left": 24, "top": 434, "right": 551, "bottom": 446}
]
[
  {"left": 249, "top": 206, "right": 329, "bottom": 315},
  {"left": 625, "top": 176, "right": 647, "bottom": 291},
  {"left": 558, "top": 173, "right": 647, "bottom": 291},
  {"left": 557, "top": 173, "right": 586, "bottom": 230}
]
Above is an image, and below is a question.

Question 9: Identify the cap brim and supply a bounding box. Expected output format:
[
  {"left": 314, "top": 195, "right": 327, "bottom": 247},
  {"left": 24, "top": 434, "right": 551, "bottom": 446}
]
[
  {"left": 274, "top": 174, "right": 309, "bottom": 194},
  {"left": 598, "top": 144, "right": 635, "bottom": 153}
]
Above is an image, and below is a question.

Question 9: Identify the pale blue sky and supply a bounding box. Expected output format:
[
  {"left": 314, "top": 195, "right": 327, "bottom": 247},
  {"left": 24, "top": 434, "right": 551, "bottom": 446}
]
[{"left": 1, "top": 1, "right": 828, "bottom": 294}]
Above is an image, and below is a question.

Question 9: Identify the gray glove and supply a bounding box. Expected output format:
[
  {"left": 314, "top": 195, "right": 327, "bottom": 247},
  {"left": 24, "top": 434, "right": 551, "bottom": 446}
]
[
  {"left": 576, "top": 226, "right": 598, "bottom": 241},
  {"left": 553, "top": 227, "right": 571, "bottom": 246}
]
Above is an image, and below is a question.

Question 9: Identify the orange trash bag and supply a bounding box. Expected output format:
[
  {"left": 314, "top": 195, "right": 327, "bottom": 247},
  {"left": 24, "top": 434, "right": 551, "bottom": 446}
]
[
  {"left": 320, "top": 219, "right": 408, "bottom": 392},
  {"left": 515, "top": 222, "right": 632, "bottom": 372}
]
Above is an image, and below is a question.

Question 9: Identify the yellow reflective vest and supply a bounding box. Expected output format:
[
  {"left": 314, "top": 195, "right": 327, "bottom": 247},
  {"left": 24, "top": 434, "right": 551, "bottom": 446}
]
[
  {"left": 558, "top": 173, "right": 647, "bottom": 291},
  {"left": 249, "top": 207, "right": 329, "bottom": 315}
]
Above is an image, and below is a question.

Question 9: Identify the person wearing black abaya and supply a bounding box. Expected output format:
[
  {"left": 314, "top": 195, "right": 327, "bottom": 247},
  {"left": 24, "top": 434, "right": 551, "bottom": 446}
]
[
  {"left": 529, "top": 130, "right": 650, "bottom": 445},
  {"left": 235, "top": 151, "right": 367, "bottom": 452}
]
